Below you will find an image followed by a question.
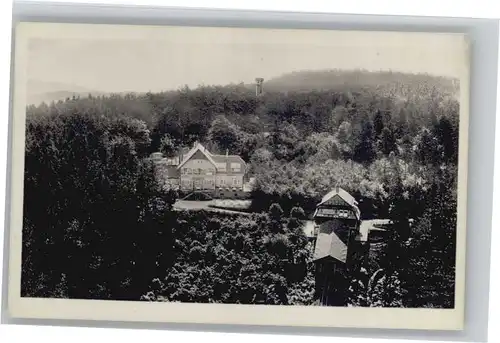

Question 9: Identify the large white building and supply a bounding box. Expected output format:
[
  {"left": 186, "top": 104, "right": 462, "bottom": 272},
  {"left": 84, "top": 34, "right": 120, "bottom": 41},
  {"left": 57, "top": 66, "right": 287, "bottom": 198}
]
[{"left": 151, "top": 142, "right": 247, "bottom": 193}]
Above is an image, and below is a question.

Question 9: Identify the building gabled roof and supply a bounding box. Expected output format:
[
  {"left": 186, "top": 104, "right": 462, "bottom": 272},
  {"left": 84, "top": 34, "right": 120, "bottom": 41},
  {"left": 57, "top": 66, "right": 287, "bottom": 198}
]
[
  {"left": 318, "top": 186, "right": 358, "bottom": 207},
  {"left": 211, "top": 154, "right": 247, "bottom": 166},
  {"left": 176, "top": 143, "right": 218, "bottom": 170},
  {"left": 316, "top": 187, "right": 361, "bottom": 221},
  {"left": 312, "top": 230, "right": 348, "bottom": 264}
]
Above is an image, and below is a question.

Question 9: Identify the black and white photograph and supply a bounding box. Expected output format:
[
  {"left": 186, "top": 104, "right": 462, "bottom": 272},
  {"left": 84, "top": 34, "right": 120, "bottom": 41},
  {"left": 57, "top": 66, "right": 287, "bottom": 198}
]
[{"left": 7, "top": 22, "right": 470, "bottom": 330}]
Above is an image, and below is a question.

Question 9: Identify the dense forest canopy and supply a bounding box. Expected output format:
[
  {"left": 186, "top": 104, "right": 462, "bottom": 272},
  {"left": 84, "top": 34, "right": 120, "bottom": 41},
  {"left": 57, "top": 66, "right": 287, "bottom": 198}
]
[
  {"left": 263, "top": 69, "right": 459, "bottom": 98},
  {"left": 23, "top": 70, "right": 459, "bottom": 308}
]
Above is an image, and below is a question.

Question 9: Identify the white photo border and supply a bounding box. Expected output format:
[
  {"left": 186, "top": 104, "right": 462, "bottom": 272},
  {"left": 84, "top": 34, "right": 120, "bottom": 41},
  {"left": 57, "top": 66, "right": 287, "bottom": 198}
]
[{"left": 6, "top": 21, "right": 470, "bottom": 331}]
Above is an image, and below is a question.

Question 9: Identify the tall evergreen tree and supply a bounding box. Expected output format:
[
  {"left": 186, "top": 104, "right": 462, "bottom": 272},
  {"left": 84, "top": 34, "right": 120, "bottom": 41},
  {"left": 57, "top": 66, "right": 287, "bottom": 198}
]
[
  {"left": 434, "top": 116, "right": 458, "bottom": 164},
  {"left": 373, "top": 110, "right": 384, "bottom": 137},
  {"left": 354, "top": 115, "right": 376, "bottom": 164},
  {"left": 380, "top": 126, "right": 398, "bottom": 156}
]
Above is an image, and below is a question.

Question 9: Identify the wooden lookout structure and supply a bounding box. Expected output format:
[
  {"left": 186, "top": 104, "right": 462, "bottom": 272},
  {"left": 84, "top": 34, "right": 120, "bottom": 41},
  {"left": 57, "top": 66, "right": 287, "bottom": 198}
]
[
  {"left": 255, "top": 78, "right": 264, "bottom": 96},
  {"left": 311, "top": 186, "right": 367, "bottom": 306}
]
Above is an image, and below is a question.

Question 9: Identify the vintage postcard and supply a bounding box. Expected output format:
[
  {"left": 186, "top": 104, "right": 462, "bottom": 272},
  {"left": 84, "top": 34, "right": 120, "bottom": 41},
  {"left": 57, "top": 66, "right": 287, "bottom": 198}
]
[{"left": 7, "top": 21, "right": 470, "bottom": 330}]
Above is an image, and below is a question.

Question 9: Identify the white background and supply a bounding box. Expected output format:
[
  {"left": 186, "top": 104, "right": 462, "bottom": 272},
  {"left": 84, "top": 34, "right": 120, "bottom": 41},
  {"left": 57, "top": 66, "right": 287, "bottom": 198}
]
[{"left": 1, "top": 1, "right": 499, "bottom": 343}]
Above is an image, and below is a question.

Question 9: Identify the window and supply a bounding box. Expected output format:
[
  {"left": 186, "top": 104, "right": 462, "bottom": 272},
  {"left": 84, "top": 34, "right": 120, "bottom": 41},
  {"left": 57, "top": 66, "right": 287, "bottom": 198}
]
[
  {"left": 231, "top": 163, "right": 241, "bottom": 173},
  {"left": 193, "top": 168, "right": 200, "bottom": 175},
  {"left": 182, "top": 168, "right": 187, "bottom": 175},
  {"left": 186, "top": 168, "right": 192, "bottom": 174},
  {"left": 339, "top": 210, "right": 349, "bottom": 218},
  {"left": 216, "top": 163, "right": 226, "bottom": 172}
]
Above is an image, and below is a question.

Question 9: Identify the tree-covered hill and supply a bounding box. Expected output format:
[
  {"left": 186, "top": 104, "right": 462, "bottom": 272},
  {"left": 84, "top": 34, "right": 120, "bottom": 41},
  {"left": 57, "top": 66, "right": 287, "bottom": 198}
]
[{"left": 263, "top": 69, "right": 459, "bottom": 98}]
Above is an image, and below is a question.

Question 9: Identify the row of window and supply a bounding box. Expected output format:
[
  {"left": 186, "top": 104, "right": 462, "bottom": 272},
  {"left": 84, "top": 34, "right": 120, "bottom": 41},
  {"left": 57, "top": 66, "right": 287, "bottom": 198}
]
[
  {"left": 180, "top": 178, "right": 241, "bottom": 186},
  {"left": 181, "top": 179, "right": 215, "bottom": 186},
  {"left": 218, "top": 178, "right": 240, "bottom": 185},
  {"left": 317, "top": 208, "right": 354, "bottom": 219},
  {"left": 181, "top": 167, "right": 241, "bottom": 175},
  {"left": 182, "top": 168, "right": 215, "bottom": 175}
]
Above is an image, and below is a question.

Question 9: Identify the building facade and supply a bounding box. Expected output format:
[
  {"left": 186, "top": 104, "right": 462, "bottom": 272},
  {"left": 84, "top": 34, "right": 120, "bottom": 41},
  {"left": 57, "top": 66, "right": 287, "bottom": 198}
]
[
  {"left": 311, "top": 187, "right": 365, "bottom": 306},
  {"left": 152, "top": 142, "right": 247, "bottom": 193}
]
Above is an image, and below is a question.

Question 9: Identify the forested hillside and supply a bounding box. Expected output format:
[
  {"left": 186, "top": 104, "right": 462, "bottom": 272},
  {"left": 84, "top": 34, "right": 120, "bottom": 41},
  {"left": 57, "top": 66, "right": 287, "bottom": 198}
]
[
  {"left": 264, "top": 69, "right": 459, "bottom": 98},
  {"left": 23, "top": 70, "right": 459, "bottom": 308}
]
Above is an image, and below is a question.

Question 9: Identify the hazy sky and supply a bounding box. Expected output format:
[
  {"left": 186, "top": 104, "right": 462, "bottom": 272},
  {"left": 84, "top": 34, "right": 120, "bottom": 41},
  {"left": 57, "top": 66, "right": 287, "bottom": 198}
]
[{"left": 26, "top": 25, "right": 467, "bottom": 94}]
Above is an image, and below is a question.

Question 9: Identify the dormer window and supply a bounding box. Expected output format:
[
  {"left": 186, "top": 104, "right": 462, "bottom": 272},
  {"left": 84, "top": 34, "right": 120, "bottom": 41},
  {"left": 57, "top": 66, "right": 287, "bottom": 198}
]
[{"left": 230, "top": 163, "right": 241, "bottom": 173}]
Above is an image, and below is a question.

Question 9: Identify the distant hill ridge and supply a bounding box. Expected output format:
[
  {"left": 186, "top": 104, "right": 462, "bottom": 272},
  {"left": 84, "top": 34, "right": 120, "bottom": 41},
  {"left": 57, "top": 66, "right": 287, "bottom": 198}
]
[
  {"left": 262, "top": 69, "right": 460, "bottom": 97},
  {"left": 26, "top": 79, "right": 106, "bottom": 106},
  {"left": 27, "top": 70, "right": 459, "bottom": 105}
]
